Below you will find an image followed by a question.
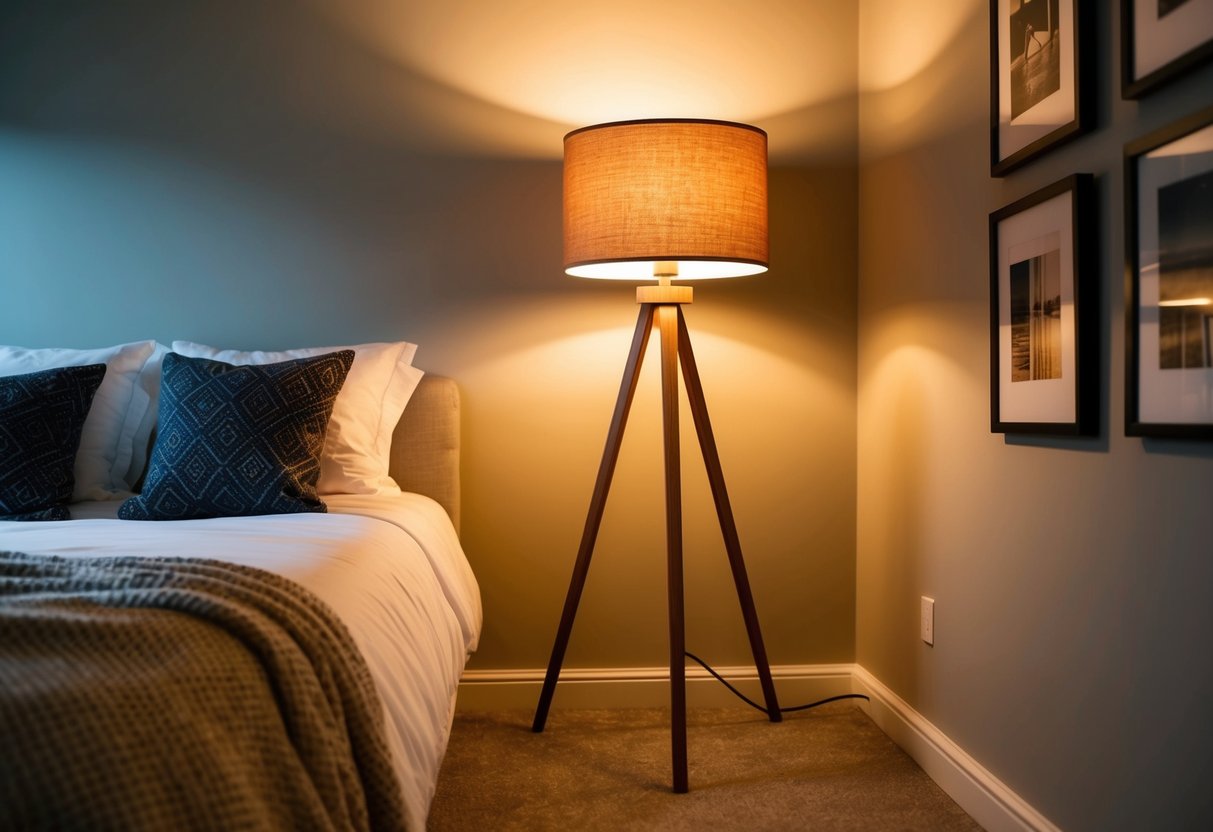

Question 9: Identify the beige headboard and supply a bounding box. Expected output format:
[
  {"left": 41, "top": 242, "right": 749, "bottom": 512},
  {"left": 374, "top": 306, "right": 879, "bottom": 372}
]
[{"left": 389, "top": 374, "right": 460, "bottom": 534}]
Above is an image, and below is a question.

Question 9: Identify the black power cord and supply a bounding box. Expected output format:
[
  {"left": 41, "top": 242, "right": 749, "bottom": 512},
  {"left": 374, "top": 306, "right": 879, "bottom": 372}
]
[{"left": 685, "top": 651, "right": 869, "bottom": 716}]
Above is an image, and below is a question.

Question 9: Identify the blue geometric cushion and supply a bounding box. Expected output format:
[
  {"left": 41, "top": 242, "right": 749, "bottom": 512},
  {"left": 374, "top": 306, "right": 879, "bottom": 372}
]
[
  {"left": 118, "top": 350, "right": 354, "bottom": 521},
  {"left": 0, "top": 364, "right": 107, "bottom": 521}
]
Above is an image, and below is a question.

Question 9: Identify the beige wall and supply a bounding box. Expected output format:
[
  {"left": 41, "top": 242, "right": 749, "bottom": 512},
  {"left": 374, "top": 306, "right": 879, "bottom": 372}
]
[
  {"left": 858, "top": 1, "right": 1213, "bottom": 829},
  {"left": 0, "top": 1, "right": 858, "bottom": 672}
]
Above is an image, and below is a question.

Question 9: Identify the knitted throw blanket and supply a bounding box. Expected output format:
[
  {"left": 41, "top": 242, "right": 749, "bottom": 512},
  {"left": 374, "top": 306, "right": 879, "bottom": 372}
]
[{"left": 0, "top": 550, "right": 408, "bottom": 831}]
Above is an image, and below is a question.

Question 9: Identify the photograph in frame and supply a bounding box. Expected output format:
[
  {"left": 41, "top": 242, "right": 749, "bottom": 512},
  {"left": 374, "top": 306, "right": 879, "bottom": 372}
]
[
  {"left": 1121, "top": 0, "right": 1213, "bottom": 98},
  {"left": 990, "top": 174, "right": 1097, "bottom": 434},
  {"left": 1125, "top": 107, "right": 1213, "bottom": 438},
  {"left": 990, "top": 0, "right": 1092, "bottom": 177}
]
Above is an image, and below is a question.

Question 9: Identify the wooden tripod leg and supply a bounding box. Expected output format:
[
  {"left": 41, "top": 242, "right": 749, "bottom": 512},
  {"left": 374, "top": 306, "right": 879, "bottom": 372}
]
[
  {"left": 657, "top": 304, "right": 689, "bottom": 793},
  {"left": 675, "top": 308, "right": 782, "bottom": 723},
  {"left": 532, "top": 304, "right": 657, "bottom": 733}
]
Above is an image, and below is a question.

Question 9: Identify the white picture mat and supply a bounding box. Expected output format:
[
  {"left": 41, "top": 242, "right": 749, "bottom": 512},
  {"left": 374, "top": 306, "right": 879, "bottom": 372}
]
[
  {"left": 1136, "top": 123, "right": 1213, "bottom": 425},
  {"left": 1132, "top": 0, "right": 1213, "bottom": 79},
  {"left": 998, "top": 191, "right": 1076, "bottom": 423},
  {"left": 997, "top": 0, "right": 1076, "bottom": 160}
]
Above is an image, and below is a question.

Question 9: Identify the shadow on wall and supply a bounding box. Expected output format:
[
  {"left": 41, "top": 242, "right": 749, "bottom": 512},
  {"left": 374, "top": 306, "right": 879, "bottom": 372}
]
[
  {"left": 0, "top": 0, "right": 857, "bottom": 161},
  {"left": 0, "top": 0, "right": 578, "bottom": 351},
  {"left": 0, "top": 130, "right": 567, "bottom": 352},
  {"left": 0, "top": 0, "right": 856, "bottom": 348},
  {"left": 0, "top": 0, "right": 568, "bottom": 158},
  {"left": 858, "top": 0, "right": 987, "bottom": 162}
]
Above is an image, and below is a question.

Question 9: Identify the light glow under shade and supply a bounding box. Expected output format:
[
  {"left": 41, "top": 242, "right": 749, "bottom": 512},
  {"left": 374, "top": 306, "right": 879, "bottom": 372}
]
[{"left": 567, "top": 260, "right": 768, "bottom": 280}]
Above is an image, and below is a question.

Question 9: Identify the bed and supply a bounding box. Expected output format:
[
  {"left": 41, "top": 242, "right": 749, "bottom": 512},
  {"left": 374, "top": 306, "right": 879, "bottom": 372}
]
[{"left": 0, "top": 365, "right": 480, "bottom": 831}]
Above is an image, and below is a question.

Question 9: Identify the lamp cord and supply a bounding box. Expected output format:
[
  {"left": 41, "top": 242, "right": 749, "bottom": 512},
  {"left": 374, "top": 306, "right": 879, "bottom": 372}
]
[{"left": 684, "top": 651, "right": 870, "bottom": 715}]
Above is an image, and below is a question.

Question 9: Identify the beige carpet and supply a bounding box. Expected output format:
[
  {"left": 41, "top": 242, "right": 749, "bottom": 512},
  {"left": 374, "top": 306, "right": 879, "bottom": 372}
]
[{"left": 428, "top": 703, "right": 983, "bottom": 831}]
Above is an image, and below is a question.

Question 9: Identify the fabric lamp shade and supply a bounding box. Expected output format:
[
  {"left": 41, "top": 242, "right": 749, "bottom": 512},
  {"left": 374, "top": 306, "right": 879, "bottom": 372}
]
[{"left": 563, "top": 119, "right": 769, "bottom": 280}]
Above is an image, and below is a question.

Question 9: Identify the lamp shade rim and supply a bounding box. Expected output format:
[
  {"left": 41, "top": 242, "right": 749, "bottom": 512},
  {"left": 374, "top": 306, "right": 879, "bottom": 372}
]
[{"left": 564, "top": 118, "right": 767, "bottom": 142}]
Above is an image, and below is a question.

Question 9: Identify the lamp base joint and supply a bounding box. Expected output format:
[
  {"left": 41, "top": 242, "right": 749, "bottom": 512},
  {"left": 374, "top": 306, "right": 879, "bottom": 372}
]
[{"left": 637, "top": 285, "right": 693, "bottom": 304}]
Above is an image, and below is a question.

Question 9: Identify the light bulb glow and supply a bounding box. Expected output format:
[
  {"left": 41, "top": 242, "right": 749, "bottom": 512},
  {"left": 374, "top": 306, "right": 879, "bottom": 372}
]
[{"left": 566, "top": 260, "right": 768, "bottom": 280}]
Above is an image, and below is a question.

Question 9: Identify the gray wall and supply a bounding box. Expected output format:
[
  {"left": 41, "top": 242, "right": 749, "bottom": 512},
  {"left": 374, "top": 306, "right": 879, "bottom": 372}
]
[
  {"left": 10, "top": 1, "right": 1205, "bottom": 827},
  {"left": 0, "top": 2, "right": 859, "bottom": 672},
  {"left": 858, "top": 1, "right": 1213, "bottom": 829}
]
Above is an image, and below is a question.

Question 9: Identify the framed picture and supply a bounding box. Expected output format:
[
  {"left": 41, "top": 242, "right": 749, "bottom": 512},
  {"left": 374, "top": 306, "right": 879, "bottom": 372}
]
[
  {"left": 1125, "top": 107, "right": 1213, "bottom": 438},
  {"left": 990, "top": 174, "right": 1097, "bottom": 434},
  {"left": 1121, "top": 0, "right": 1213, "bottom": 99},
  {"left": 990, "top": 0, "right": 1093, "bottom": 177}
]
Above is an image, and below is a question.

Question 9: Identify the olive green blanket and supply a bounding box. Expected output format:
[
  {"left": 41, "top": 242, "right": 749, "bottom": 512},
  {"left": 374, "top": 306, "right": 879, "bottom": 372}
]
[{"left": 0, "top": 550, "right": 408, "bottom": 831}]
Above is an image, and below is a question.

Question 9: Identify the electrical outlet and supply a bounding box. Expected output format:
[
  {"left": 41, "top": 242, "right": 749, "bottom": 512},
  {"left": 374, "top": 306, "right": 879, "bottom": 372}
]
[{"left": 921, "top": 597, "right": 935, "bottom": 646}]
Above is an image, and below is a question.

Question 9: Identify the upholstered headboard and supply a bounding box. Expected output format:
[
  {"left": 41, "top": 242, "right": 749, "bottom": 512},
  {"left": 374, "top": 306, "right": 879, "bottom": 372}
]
[{"left": 389, "top": 374, "right": 460, "bottom": 534}]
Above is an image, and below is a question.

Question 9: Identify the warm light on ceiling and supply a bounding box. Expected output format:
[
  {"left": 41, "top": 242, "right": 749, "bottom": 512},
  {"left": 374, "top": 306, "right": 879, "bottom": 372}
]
[
  {"left": 858, "top": 0, "right": 974, "bottom": 91},
  {"left": 310, "top": 0, "right": 853, "bottom": 127},
  {"left": 1158, "top": 297, "right": 1213, "bottom": 307}
]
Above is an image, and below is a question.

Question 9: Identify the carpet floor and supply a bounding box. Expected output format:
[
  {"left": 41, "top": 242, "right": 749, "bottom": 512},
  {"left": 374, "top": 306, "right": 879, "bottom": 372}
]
[{"left": 427, "top": 703, "right": 983, "bottom": 831}]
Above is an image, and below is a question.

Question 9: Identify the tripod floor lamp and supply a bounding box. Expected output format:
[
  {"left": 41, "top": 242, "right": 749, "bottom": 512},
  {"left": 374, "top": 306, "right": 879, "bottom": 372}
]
[{"left": 531, "top": 119, "right": 782, "bottom": 793}]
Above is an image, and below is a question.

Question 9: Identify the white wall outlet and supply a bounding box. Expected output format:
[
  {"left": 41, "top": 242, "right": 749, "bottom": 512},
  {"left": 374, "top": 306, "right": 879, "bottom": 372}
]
[{"left": 921, "top": 596, "right": 935, "bottom": 646}]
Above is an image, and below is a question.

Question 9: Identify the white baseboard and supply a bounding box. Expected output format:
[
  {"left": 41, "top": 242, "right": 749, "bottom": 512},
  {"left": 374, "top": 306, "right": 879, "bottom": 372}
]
[
  {"left": 851, "top": 666, "right": 1060, "bottom": 832},
  {"left": 456, "top": 663, "right": 854, "bottom": 711},
  {"left": 458, "top": 663, "right": 1059, "bottom": 832}
]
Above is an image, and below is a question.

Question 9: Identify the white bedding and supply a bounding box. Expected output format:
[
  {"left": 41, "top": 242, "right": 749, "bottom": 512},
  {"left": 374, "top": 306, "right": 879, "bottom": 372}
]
[{"left": 0, "top": 492, "right": 481, "bottom": 831}]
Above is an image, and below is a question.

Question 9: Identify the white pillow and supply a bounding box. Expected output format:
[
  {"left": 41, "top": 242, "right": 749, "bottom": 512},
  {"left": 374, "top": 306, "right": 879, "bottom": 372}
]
[
  {"left": 124, "top": 342, "right": 170, "bottom": 489},
  {"left": 171, "top": 340, "right": 423, "bottom": 495},
  {"left": 0, "top": 341, "right": 159, "bottom": 500}
]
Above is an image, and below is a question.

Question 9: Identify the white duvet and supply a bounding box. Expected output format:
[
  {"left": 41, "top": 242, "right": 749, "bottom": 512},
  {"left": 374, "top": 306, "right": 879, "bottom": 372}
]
[{"left": 0, "top": 492, "right": 481, "bottom": 831}]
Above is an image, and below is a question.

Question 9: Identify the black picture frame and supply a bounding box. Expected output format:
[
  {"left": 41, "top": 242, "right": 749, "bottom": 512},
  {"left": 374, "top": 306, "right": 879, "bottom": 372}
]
[
  {"left": 990, "top": 0, "right": 1093, "bottom": 177},
  {"left": 1125, "top": 107, "right": 1213, "bottom": 439},
  {"left": 990, "top": 174, "right": 1097, "bottom": 435},
  {"left": 1121, "top": 0, "right": 1213, "bottom": 99}
]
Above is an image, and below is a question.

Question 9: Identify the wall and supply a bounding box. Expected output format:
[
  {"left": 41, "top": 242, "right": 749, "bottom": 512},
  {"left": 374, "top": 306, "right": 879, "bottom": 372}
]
[
  {"left": 858, "top": 1, "right": 1213, "bottom": 829},
  {"left": 8, "top": 1, "right": 1210, "bottom": 826},
  {"left": 0, "top": 2, "right": 858, "bottom": 672}
]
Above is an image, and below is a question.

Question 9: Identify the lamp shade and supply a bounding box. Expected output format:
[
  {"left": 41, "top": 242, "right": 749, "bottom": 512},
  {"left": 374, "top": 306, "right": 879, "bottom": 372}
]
[{"left": 563, "top": 119, "right": 768, "bottom": 280}]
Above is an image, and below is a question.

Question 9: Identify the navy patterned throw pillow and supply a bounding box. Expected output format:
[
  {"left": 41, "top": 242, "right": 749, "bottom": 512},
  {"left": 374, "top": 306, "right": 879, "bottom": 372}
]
[
  {"left": 0, "top": 364, "right": 107, "bottom": 521},
  {"left": 118, "top": 350, "right": 354, "bottom": 521}
]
